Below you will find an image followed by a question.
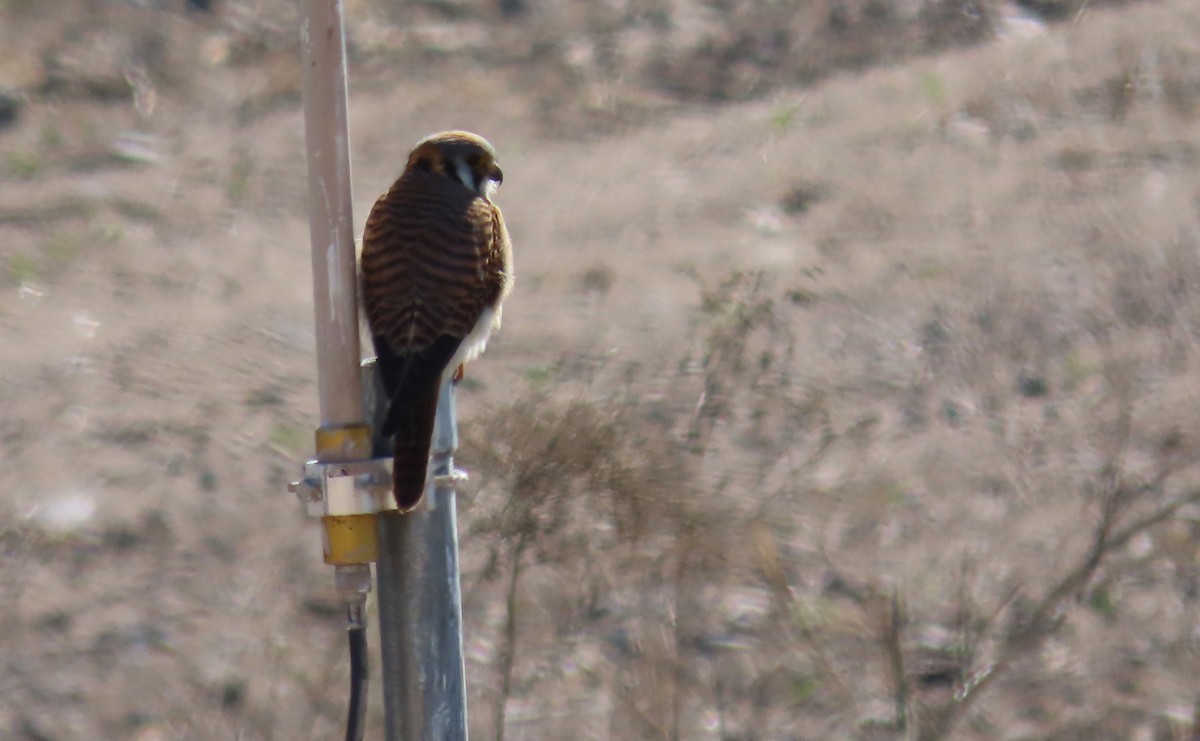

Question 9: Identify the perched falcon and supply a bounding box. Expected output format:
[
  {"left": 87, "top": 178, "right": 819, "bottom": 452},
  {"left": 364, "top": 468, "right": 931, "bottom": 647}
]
[{"left": 360, "top": 131, "right": 513, "bottom": 511}]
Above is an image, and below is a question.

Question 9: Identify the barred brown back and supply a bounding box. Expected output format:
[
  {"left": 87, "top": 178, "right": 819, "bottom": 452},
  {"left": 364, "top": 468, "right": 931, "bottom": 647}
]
[{"left": 360, "top": 132, "right": 512, "bottom": 511}]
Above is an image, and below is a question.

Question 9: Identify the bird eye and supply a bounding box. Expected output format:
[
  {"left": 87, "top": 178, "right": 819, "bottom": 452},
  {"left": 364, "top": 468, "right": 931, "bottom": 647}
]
[{"left": 465, "top": 154, "right": 482, "bottom": 167}]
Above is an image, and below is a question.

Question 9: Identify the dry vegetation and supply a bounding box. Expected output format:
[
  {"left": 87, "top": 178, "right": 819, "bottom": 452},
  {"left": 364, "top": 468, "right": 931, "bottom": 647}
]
[{"left": 2, "top": 0, "right": 1200, "bottom": 739}]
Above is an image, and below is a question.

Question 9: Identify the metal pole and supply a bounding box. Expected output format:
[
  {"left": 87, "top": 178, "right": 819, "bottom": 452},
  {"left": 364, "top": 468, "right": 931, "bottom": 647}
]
[
  {"left": 376, "top": 377, "right": 469, "bottom": 740},
  {"left": 298, "top": 1, "right": 468, "bottom": 734}
]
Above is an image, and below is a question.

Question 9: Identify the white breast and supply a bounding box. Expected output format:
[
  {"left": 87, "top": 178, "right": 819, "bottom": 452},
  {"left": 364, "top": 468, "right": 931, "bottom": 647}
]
[{"left": 444, "top": 305, "right": 501, "bottom": 380}]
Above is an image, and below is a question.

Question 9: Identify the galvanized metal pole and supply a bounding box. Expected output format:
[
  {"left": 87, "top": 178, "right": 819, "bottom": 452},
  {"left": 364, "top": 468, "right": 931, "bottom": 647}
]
[
  {"left": 300, "top": 1, "right": 469, "bottom": 735},
  {"left": 375, "top": 377, "right": 470, "bottom": 741}
]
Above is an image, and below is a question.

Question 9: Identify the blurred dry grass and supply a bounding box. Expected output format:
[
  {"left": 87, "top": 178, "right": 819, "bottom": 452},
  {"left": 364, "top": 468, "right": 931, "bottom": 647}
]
[{"left": 3, "top": 0, "right": 1200, "bottom": 739}]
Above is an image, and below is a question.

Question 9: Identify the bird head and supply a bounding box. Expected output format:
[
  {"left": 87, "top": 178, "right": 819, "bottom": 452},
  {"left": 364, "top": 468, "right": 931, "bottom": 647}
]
[{"left": 405, "top": 131, "right": 504, "bottom": 199}]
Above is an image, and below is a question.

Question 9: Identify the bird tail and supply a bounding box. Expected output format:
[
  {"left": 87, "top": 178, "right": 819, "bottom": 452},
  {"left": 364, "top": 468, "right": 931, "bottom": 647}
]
[{"left": 389, "top": 386, "right": 440, "bottom": 512}]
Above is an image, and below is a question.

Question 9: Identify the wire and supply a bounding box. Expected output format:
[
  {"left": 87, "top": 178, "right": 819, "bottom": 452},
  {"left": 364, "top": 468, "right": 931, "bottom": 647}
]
[{"left": 345, "top": 603, "right": 369, "bottom": 741}]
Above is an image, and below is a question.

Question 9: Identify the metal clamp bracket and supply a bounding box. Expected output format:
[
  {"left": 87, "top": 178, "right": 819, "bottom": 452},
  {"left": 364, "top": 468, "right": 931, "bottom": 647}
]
[{"left": 289, "top": 458, "right": 396, "bottom": 518}]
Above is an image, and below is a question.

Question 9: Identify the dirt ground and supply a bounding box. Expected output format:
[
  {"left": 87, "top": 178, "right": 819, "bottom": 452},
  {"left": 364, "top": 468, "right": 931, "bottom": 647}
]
[{"left": 3, "top": 0, "right": 1200, "bottom": 738}]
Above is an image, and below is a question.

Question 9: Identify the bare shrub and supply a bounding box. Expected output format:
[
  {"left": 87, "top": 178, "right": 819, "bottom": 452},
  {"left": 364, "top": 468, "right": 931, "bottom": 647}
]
[{"left": 459, "top": 260, "right": 1200, "bottom": 738}]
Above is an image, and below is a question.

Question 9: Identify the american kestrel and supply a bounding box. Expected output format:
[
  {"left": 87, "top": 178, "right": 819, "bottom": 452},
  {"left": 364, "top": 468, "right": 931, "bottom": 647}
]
[{"left": 360, "top": 131, "right": 513, "bottom": 511}]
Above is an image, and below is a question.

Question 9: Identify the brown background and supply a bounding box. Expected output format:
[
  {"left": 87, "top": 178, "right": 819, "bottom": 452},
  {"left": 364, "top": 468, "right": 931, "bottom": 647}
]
[{"left": 2, "top": 0, "right": 1199, "bottom": 738}]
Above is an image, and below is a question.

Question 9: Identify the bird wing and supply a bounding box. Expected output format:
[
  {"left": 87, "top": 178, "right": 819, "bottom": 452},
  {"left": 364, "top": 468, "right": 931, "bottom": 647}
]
[{"left": 360, "top": 170, "right": 511, "bottom": 438}]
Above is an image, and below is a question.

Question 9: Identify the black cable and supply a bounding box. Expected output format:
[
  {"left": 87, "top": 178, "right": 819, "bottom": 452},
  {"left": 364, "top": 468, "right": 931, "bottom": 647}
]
[{"left": 346, "top": 608, "right": 369, "bottom": 741}]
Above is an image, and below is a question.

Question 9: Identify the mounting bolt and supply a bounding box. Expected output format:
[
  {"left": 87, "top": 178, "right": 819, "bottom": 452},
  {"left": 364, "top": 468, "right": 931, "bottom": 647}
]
[{"left": 288, "top": 478, "right": 321, "bottom": 504}]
